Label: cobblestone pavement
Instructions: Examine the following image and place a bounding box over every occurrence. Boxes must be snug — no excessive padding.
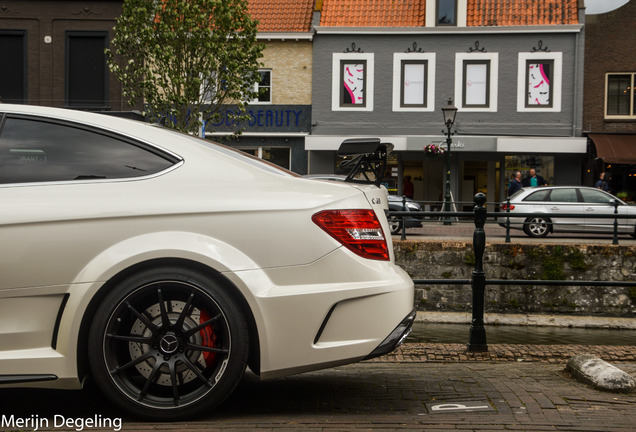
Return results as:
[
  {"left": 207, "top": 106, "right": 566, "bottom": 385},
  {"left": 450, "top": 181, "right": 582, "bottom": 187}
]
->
[{"left": 2, "top": 343, "right": 635, "bottom": 432}]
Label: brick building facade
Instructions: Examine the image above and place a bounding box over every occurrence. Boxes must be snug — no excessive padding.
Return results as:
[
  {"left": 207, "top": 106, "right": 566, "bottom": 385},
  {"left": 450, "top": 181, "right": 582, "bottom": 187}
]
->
[{"left": 583, "top": 0, "right": 636, "bottom": 199}]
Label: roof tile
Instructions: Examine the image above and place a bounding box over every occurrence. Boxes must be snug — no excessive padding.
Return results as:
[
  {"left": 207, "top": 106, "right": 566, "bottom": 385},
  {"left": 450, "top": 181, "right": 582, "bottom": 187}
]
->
[
  {"left": 321, "top": 0, "right": 427, "bottom": 27},
  {"left": 319, "top": 0, "right": 578, "bottom": 27},
  {"left": 467, "top": 0, "right": 579, "bottom": 26},
  {"left": 248, "top": 0, "right": 314, "bottom": 32}
]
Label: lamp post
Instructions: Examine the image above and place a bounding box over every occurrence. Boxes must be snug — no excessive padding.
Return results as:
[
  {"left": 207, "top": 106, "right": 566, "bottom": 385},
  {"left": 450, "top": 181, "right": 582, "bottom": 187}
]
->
[{"left": 441, "top": 97, "right": 458, "bottom": 225}]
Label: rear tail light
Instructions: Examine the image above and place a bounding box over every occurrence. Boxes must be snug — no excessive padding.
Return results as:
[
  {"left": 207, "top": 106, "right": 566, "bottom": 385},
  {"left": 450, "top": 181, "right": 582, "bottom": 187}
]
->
[
  {"left": 501, "top": 203, "right": 515, "bottom": 211},
  {"left": 312, "top": 209, "right": 389, "bottom": 261}
]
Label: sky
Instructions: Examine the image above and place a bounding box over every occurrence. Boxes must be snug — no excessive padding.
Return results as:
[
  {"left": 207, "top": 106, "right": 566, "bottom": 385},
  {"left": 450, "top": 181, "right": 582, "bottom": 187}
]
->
[{"left": 584, "top": 0, "right": 629, "bottom": 14}]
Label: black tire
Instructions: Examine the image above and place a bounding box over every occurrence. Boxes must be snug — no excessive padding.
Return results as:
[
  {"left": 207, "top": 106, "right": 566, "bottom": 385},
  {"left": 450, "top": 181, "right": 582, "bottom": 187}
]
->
[
  {"left": 88, "top": 267, "right": 248, "bottom": 420},
  {"left": 523, "top": 216, "right": 551, "bottom": 238},
  {"left": 388, "top": 215, "right": 402, "bottom": 235}
]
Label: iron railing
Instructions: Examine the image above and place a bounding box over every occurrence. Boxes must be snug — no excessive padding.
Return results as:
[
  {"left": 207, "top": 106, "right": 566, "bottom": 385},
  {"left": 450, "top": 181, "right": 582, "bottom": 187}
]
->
[
  {"left": 389, "top": 193, "right": 636, "bottom": 352},
  {"left": 390, "top": 195, "right": 636, "bottom": 245}
]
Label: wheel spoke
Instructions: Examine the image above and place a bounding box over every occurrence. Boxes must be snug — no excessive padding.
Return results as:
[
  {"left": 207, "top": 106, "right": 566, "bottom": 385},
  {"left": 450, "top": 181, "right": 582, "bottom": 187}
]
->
[
  {"left": 106, "top": 333, "right": 152, "bottom": 344},
  {"left": 168, "top": 360, "right": 180, "bottom": 406},
  {"left": 110, "top": 351, "right": 154, "bottom": 375},
  {"left": 181, "top": 356, "right": 213, "bottom": 387},
  {"left": 183, "top": 314, "right": 222, "bottom": 337},
  {"left": 138, "top": 358, "right": 163, "bottom": 401},
  {"left": 174, "top": 292, "right": 195, "bottom": 330},
  {"left": 157, "top": 288, "right": 172, "bottom": 328},
  {"left": 185, "top": 343, "right": 229, "bottom": 354},
  {"left": 125, "top": 301, "right": 159, "bottom": 333}
]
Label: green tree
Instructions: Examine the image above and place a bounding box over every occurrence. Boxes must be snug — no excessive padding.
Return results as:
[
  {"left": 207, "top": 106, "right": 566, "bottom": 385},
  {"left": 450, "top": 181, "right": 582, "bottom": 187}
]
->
[{"left": 107, "top": 0, "right": 264, "bottom": 134}]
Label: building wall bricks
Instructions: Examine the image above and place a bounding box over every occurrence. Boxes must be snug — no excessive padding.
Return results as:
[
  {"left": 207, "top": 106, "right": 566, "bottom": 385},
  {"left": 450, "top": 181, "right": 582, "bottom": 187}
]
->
[
  {"left": 260, "top": 40, "right": 313, "bottom": 105},
  {"left": 583, "top": 1, "right": 636, "bottom": 133}
]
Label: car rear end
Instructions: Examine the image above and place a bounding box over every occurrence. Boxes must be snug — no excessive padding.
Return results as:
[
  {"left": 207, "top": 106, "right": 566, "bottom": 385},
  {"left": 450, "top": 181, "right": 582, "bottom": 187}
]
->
[{"left": 215, "top": 175, "right": 415, "bottom": 379}]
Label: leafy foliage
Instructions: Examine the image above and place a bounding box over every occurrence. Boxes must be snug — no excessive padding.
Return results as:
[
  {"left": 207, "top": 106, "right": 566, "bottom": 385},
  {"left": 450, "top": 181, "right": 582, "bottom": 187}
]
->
[{"left": 107, "top": 0, "right": 265, "bottom": 134}]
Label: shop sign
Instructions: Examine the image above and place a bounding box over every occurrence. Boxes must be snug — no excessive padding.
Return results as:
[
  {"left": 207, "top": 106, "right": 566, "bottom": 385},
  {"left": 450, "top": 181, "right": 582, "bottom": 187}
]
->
[{"left": 208, "top": 105, "right": 311, "bottom": 133}]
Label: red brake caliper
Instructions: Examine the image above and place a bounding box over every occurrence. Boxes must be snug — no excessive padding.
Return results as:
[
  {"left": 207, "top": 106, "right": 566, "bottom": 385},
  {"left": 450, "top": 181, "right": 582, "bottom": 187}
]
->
[{"left": 199, "top": 309, "right": 217, "bottom": 366}]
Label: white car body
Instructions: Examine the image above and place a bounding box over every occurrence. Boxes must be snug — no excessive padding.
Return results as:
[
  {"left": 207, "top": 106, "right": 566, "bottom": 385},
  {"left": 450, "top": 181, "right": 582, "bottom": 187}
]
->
[{"left": 0, "top": 105, "right": 414, "bottom": 419}]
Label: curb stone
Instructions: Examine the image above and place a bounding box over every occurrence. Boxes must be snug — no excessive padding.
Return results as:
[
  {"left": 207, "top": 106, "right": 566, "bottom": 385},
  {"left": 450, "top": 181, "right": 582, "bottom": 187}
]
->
[{"left": 566, "top": 353, "right": 636, "bottom": 393}]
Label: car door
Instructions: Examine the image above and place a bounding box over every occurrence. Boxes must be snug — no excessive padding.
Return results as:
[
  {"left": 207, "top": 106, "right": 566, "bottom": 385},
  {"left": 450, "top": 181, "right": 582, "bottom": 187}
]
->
[
  {"left": 579, "top": 188, "right": 632, "bottom": 233},
  {"left": 545, "top": 188, "right": 585, "bottom": 232}
]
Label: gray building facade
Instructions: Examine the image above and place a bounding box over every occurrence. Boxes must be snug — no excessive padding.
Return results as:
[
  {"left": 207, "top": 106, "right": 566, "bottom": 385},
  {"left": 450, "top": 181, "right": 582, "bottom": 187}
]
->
[{"left": 308, "top": 19, "right": 586, "bottom": 208}]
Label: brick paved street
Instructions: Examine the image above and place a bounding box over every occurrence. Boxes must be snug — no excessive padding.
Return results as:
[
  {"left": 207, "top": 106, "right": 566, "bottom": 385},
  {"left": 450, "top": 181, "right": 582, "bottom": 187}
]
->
[{"left": 2, "top": 343, "right": 634, "bottom": 432}]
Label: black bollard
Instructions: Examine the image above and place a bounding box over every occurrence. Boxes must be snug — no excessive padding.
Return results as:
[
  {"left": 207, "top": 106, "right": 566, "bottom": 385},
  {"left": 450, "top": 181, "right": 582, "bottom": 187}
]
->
[{"left": 468, "top": 193, "right": 488, "bottom": 352}]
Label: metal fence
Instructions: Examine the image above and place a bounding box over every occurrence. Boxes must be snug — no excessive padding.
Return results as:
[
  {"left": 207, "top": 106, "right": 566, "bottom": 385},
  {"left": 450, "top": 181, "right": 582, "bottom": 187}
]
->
[
  {"left": 388, "top": 193, "right": 636, "bottom": 352},
  {"left": 390, "top": 195, "right": 636, "bottom": 245}
]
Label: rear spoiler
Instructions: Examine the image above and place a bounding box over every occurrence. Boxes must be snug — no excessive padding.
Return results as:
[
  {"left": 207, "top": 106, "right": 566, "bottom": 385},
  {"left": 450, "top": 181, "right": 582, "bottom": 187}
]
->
[{"left": 337, "top": 138, "right": 393, "bottom": 187}]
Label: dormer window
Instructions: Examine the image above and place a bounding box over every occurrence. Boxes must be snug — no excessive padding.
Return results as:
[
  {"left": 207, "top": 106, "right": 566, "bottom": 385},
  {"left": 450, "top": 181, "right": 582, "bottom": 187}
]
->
[{"left": 437, "top": 0, "right": 457, "bottom": 26}]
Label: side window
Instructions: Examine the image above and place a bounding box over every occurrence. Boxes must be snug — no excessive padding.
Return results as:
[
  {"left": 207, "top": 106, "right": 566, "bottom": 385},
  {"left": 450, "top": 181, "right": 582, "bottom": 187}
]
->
[
  {"left": 523, "top": 190, "right": 550, "bottom": 202},
  {"left": 517, "top": 52, "right": 562, "bottom": 112},
  {"left": 331, "top": 53, "right": 374, "bottom": 112},
  {"left": 548, "top": 188, "right": 578, "bottom": 203},
  {"left": 580, "top": 188, "right": 613, "bottom": 204},
  {"left": 0, "top": 117, "right": 175, "bottom": 184}
]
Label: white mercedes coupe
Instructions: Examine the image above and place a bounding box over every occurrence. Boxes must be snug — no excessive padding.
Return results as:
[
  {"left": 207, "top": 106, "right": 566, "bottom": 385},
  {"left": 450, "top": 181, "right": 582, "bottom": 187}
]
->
[{"left": 0, "top": 105, "right": 414, "bottom": 420}]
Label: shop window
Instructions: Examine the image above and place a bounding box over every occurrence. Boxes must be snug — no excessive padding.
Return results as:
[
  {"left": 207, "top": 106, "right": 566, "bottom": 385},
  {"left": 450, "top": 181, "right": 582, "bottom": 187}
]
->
[
  {"left": 437, "top": 0, "right": 457, "bottom": 25},
  {"left": 392, "top": 53, "right": 436, "bottom": 112},
  {"left": 0, "top": 31, "right": 27, "bottom": 104},
  {"left": 517, "top": 52, "right": 562, "bottom": 112},
  {"left": 66, "top": 31, "right": 108, "bottom": 109},
  {"left": 332, "top": 53, "right": 374, "bottom": 111},
  {"left": 455, "top": 53, "right": 498, "bottom": 112},
  {"left": 606, "top": 73, "right": 635, "bottom": 118},
  {"left": 504, "top": 155, "right": 554, "bottom": 192}
]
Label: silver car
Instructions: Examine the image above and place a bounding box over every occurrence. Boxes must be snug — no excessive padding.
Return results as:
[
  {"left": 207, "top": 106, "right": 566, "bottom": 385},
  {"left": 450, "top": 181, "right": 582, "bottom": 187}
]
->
[{"left": 499, "top": 186, "right": 636, "bottom": 238}]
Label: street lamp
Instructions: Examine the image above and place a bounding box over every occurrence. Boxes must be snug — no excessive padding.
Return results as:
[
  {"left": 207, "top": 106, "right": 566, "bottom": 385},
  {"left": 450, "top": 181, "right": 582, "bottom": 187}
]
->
[{"left": 441, "top": 97, "right": 458, "bottom": 225}]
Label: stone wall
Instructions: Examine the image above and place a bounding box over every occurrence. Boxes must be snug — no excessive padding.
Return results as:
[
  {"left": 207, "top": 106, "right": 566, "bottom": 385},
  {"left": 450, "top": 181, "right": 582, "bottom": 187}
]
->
[{"left": 394, "top": 240, "right": 636, "bottom": 317}]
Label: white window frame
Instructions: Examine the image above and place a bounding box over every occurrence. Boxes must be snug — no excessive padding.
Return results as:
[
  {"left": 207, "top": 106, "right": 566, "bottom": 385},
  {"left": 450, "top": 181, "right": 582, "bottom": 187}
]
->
[
  {"left": 392, "top": 53, "right": 436, "bottom": 112},
  {"left": 454, "top": 52, "right": 498, "bottom": 112},
  {"left": 332, "top": 52, "right": 374, "bottom": 112},
  {"left": 517, "top": 52, "right": 562, "bottom": 113},
  {"left": 605, "top": 73, "right": 636, "bottom": 119},
  {"left": 251, "top": 69, "right": 272, "bottom": 105}
]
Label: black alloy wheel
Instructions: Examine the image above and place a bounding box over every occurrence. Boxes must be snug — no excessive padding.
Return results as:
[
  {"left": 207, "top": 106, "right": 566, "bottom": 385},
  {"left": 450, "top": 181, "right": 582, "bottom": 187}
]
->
[{"left": 88, "top": 268, "right": 248, "bottom": 420}]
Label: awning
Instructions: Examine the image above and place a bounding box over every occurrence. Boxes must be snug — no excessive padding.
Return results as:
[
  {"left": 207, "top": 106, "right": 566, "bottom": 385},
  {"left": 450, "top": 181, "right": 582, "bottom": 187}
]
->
[{"left": 588, "top": 133, "right": 636, "bottom": 164}]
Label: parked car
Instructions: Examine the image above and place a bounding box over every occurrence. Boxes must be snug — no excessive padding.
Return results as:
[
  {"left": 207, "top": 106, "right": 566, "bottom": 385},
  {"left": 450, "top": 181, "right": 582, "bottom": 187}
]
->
[
  {"left": 303, "top": 175, "right": 424, "bottom": 234},
  {"left": 498, "top": 186, "right": 636, "bottom": 238},
  {"left": 0, "top": 105, "right": 415, "bottom": 420}
]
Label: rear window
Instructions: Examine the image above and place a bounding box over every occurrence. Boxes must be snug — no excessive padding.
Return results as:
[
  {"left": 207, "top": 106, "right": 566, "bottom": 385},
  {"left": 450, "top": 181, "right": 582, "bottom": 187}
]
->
[{"left": 0, "top": 116, "right": 176, "bottom": 184}]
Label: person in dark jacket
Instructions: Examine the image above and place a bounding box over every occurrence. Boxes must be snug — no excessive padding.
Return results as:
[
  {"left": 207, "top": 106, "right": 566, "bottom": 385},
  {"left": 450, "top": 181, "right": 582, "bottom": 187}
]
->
[
  {"left": 508, "top": 171, "right": 523, "bottom": 196},
  {"left": 522, "top": 168, "right": 548, "bottom": 187},
  {"left": 594, "top": 172, "right": 610, "bottom": 192}
]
